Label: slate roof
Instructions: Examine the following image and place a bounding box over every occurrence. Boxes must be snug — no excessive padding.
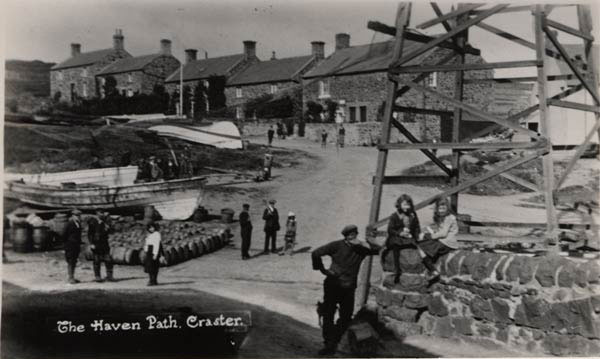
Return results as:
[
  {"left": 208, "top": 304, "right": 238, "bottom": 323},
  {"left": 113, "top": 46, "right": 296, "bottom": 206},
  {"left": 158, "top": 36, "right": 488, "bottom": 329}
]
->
[
  {"left": 52, "top": 48, "right": 129, "bottom": 70},
  {"left": 303, "top": 39, "right": 434, "bottom": 79},
  {"left": 97, "top": 53, "right": 167, "bottom": 75},
  {"left": 165, "top": 54, "right": 245, "bottom": 83},
  {"left": 227, "top": 55, "right": 314, "bottom": 86}
]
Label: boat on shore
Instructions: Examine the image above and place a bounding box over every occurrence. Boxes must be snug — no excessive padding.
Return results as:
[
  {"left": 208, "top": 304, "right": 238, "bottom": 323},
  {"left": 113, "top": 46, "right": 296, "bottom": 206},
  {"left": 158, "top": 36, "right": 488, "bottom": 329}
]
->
[
  {"left": 4, "top": 176, "right": 206, "bottom": 220},
  {"left": 149, "top": 121, "right": 243, "bottom": 149},
  {"left": 4, "top": 166, "right": 139, "bottom": 187}
]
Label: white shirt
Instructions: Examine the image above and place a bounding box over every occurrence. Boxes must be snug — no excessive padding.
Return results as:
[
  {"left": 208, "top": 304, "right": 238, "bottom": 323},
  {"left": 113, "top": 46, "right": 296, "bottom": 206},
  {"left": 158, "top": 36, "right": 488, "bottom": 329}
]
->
[{"left": 144, "top": 231, "right": 162, "bottom": 258}]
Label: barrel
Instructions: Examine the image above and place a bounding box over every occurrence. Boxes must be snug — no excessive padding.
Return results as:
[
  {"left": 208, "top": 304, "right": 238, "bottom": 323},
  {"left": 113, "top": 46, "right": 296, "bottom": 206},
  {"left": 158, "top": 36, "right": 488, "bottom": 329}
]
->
[
  {"left": 125, "top": 248, "right": 138, "bottom": 265},
  {"left": 168, "top": 247, "right": 179, "bottom": 264},
  {"left": 12, "top": 222, "right": 33, "bottom": 253},
  {"left": 111, "top": 247, "right": 128, "bottom": 264},
  {"left": 176, "top": 245, "right": 186, "bottom": 262},
  {"left": 220, "top": 208, "right": 235, "bottom": 224},
  {"left": 211, "top": 235, "right": 222, "bottom": 250},
  {"left": 52, "top": 213, "right": 69, "bottom": 243},
  {"left": 193, "top": 206, "right": 209, "bottom": 223},
  {"left": 138, "top": 249, "right": 147, "bottom": 264},
  {"left": 32, "top": 226, "right": 51, "bottom": 251},
  {"left": 200, "top": 236, "right": 212, "bottom": 253},
  {"left": 195, "top": 238, "right": 205, "bottom": 256},
  {"left": 187, "top": 241, "right": 199, "bottom": 257}
]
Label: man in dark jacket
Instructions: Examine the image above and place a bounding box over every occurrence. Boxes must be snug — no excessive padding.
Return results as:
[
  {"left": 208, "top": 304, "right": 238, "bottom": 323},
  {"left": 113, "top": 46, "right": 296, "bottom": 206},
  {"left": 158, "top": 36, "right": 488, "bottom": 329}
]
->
[
  {"left": 267, "top": 126, "right": 275, "bottom": 146},
  {"left": 88, "top": 211, "right": 115, "bottom": 282},
  {"left": 311, "top": 224, "right": 378, "bottom": 355},
  {"left": 64, "top": 209, "right": 83, "bottom": 284},
  {"left": 262, "top": 199, "right": 280, "bottom": 254},
  {"left": 240, "top": 204, "right": 253, "bottom": 259}
]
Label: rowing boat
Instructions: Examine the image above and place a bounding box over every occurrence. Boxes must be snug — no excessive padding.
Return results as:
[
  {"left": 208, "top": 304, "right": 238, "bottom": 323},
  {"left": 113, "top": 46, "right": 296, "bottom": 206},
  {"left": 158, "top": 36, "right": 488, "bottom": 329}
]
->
[
  {"left": 149, "top": 121, "right": 243, "bottom": 149},
  {"left": 4, "top": 166, "right": 139, "bottom": 187},
  {"left": 4, "top": 176, "right": 206, "bottom": 220}
]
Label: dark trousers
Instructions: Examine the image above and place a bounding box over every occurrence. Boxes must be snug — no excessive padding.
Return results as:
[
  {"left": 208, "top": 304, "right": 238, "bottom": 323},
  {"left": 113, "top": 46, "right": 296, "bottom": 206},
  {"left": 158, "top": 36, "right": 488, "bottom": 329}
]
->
[
  {"left": 241, "top": 228, "right": 252, "bottom": 258},
  {"left": 322, "top": 277, "right": 355, "bottom": 348},
  {"left": 264, "top": 230, "right": 277, "bottom": 252},
  {"left": 145, "top": 256, "right": 160, "bottom": 284},
  {"left": 93, "top": 252, "right": 113, "bottom": 278}
]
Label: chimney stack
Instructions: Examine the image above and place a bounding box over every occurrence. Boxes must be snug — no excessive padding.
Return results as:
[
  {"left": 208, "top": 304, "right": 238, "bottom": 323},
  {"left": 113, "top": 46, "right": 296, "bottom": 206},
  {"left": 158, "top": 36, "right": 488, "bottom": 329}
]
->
[
  {"left": 113, "top": 29, "right": 124, "bottom": 51},
  {"left": 243, "top": 40, "right": 257, "bottom": 60},
  {"left": 160, "top": 39, "right": 172, "bottom": 55},
  {"left": 271, "top": 51, "right": 277, "bottom": 60},
  {"left": 185, "top": 49, "right": 198, "bottom": 63},
  {"left": 335, "top": 33, "right": 350, "bottom": 51},
  {"left": 205, "top": 51, "right": 208, "bottom": 59},
  {"left": 311, "top": 41, "right": 325, "bottom": 61},
  {"left": 71, "top": 43, "right": 81, "bottom": 57}
]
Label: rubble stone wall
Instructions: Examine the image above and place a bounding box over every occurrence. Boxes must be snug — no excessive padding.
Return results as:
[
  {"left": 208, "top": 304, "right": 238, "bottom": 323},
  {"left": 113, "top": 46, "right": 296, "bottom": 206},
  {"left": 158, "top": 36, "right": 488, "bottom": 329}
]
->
[{"left": 371, "top": 249, "right": 600, "bottom": 356}]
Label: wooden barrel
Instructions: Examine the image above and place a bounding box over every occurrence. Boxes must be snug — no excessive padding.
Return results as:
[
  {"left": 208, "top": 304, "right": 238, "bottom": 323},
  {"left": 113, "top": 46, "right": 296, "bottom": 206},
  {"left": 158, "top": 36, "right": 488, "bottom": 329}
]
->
[
  {"left": 53, "top": 213, "right": 69, "bottom": 243},
  {"left": 176, "top": 245, "right": 186, "bottom": 262},
  {"left": 187, "top": 241, "right": 199, "bottom": 257},
  {"left": 111, "top": 247, "right": 128, "bottom": 264},
  {"left": 138, "top": 249, "right": 147, "bottom": 264},
  {"left": 195, "top": 238, "right": 205, "bottom": 256},
  {"left": 168, "top": 247, "right": 179, "bottom": 265},
  {"left": 193, "top": 206, "right": 209, "bottom": 223},
  {"left": 12, "top": 222, "right": 32, "bottom": 253},
  {"left": 125, "top": 248, "right": 138, "bottom": 265},
  {"left": 159, "top": 256, "right": 168, "bottom": 267},
  {"left": 209, "top": 235, "right": 220, "bottom": 250},
  {"left": 220, "top": 208, "right": 235, "bottom": 223},
  {"left": 32, "top": 226, "right": 51, "bottom": 251},
  {"left": 200, "top": 236, "right": 212, "bottom": 253}
]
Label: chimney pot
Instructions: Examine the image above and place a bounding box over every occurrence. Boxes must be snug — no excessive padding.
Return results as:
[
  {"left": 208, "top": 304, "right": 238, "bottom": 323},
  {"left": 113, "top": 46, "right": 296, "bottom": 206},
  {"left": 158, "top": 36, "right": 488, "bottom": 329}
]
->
[
  {"left": 271, "top": 51, "right": 276, "bottom": 60},
  {"left": 243, "top": 40, "right": 257, "bottom": 60},
  {"left": 185, "top": 49, "right": 198, "bottom": 64},
  {"left": 113, "top": 29, "right": 124, "bottom": 51},
  {"left": 71, "top": 43, "right": 81, "bottom": 57},
  {"left": 335, "top": 33, "right": 350, "bottom": 51},
  {"left": 205, "top": 51, "right": 208, "bottom": 59},
  {"left": 160, "top": 39, "right": 172, "bottom": 55},
  {"left": 311, "top": 41, "right": 325, "bottom": 61}
]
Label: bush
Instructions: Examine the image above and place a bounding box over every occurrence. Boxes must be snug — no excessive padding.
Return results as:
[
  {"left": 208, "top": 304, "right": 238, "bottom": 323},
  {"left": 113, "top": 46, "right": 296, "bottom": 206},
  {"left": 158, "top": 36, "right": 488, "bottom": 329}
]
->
[
  {"left": 305, "top": 101, "right": 323, "bottom": 122},
  {"left": 325, "top": 99, "right": 338, "bottom": 123}
]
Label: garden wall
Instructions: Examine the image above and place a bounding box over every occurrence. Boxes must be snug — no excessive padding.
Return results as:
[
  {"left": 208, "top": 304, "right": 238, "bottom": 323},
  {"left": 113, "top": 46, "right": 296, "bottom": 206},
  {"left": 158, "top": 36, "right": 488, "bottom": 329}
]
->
[{"left": 370, "top": 249, "right": 600, "bottom": 356}]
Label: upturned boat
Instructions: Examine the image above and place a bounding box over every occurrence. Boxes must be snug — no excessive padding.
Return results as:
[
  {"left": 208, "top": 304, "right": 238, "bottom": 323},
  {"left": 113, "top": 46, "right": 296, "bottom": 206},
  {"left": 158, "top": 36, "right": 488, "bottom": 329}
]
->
[{"left": 4, "top": 166, "right": 139, "bottom": 187}]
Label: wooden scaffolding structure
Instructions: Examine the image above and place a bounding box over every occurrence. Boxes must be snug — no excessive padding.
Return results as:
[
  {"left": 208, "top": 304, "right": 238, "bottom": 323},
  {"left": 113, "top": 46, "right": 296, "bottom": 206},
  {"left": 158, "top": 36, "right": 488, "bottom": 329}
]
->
[{"left": 358, "top": 3, "right": 600, "bottom": 306}]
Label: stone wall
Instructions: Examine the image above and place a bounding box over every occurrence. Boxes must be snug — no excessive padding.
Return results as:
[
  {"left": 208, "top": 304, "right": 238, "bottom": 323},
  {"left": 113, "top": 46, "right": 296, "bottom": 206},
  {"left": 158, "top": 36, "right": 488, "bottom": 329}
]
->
[{"left": 371, "top": 249, "right": 600, "bottom": 356}]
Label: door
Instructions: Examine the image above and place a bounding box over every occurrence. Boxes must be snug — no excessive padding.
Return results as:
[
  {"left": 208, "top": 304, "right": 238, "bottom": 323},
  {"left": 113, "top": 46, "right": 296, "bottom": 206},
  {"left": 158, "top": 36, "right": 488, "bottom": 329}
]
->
[
  {"left": 360, "top": 106, "right": 367, "bottom": 122},
  {"left": 70, "top": 83, "right": 76, "bottom": 101},
  {"left": 349, "top": 107, "right": 356, "bottom": 123}
]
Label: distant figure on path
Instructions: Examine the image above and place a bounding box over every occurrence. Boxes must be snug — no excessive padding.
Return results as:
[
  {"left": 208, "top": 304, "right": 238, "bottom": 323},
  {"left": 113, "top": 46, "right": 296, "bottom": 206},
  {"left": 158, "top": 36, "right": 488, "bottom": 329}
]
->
[
  {"left": 338, "top": 125, "right": 346, "bottom": 148},
  {"left": 143, "top": 222, "right": 162, "bottom": 286},
  {"left": 311, "top": 225, "right": 378, "bottom": 355},
  {"left": 88, "top": 210, "right": 115, "bottom": 282},
  {"left": 321, "top": 129, "right": 328, "bottom": 148},
  {"left": 267, "top": 125, "right": 275, "bottom": 146},
  {"left": 280, "top": 212, "right": 297, "bottom": 256},
  {"left": 240, "top": 204, "right": 253, "bottom": 260},
  {"left": 65, "top": 209, "right": 83, "bottom": 284},
  {"left": 262, "top": 199, "right": 280, "bottom": 254}
]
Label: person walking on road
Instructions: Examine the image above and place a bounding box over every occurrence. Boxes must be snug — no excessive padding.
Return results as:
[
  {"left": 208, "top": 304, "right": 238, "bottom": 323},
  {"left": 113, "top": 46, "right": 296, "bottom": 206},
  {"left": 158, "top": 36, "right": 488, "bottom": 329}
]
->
[
  {"left": 240, "top": 204, "right": 253, "bottom": 260},
  {"left": 280, "top": 212, "right": 297, "bottom": 256},
  {"left": 65, "top": 209, "right": 83, "bottom": 284},
  {"left": 311, "top": 224, "right": 378, "bottom": 355},
  {"left": 262, "top": 200, "right": 280, "bottom": 254},
  {"left": 321, "top": 128, "right": 328, "bottom": 149},
  {"left": 267, "top": 125, "right": 275, "bottom": 146},
  {"left": 143, "top": 222, "right": 162, "bottom": 286},
  {"left": 88, "top": 210, "right": 115, "bottom": 282},
  {"left": 337, "top": 124, "right": 346, "bottom": 148}
]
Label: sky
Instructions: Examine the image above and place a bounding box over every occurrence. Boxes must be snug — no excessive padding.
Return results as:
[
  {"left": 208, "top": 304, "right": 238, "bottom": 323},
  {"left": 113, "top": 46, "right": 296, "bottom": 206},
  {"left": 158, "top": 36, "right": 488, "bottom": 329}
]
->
[{"left": 3, "top": 0, "right": 600, "bottom": 78}]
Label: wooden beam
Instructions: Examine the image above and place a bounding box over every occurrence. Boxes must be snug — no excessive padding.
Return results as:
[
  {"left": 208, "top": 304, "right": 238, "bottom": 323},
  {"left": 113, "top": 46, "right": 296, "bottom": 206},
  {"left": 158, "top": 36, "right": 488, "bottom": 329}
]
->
[
  {"left": 396, "top": 52, "right": 457, "bottom": 97},
  {"left": 464, "top": 74, "right": 577, "bottom": 84},
  {"left": 379, "top": 175, "right": 450, "bottom": 185},
  {"left": 470, "top": 5, "right": 532, "bottom": 15},
  {"left": 555, "top": 120, "right": 600, "bottom": 190},
  {"left": 391, "top": 119, "right": 452, "bottom": 176},
  {"left": 390, "top": 76, "right": 543, "bottom": 139},
  {"left": 546, "top": 18, "right": 594, "bottom": 42},
  {"left": 393, "top": 105, "right": 452, "bottom": 116},
  {"left": 379, "top": 141, "right": 543, "bottom": 151},
  {"left": 417, "top": 3, "right": 483, "bottom": 30},
  {"left": 543, "top": 22, "right": 600, "bottom": 105},
  {"left": 429, "top": 2, "right": 454, "bottom": 33},
  {"left": 465, "top": 220, "right": 597, "bottom": 229},
  {"left": 548, "top": 100, "right": 600, "bottom": 114},
  {"left": 369, "top": 149, "right": 547, "bottom": 228},
  {"left": 394, "top": 60, "right": 541, "bottom": 73},
  {"left": 462, "top": 154, "right": 540, "bottom": 192},
  {"left": 393, "top": 4, "right": 509, "bottom": 67},
  {"left": 366, "top": 21, "right": 481, "bottom": 55}
]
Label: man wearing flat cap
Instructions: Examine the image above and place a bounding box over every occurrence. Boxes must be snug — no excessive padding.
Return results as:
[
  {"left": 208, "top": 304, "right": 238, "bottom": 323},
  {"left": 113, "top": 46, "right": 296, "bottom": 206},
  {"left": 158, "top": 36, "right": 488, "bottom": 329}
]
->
[
  {"left": 262, "top": 199, "right": 280, "bottom": 254},
  {"left": 311, "top": 224, "right": 378, "bottom": 355},
  {"left": 88, "top": 210, "right": 115, "bottom": 282},
  {"left": 64, "top": 209, "right": 83, "bottom": 284}
]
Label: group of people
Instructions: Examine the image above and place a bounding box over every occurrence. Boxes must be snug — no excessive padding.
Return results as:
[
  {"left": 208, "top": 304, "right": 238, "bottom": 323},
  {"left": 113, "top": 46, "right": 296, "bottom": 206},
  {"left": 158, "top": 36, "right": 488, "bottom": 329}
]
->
[
  {"left": 136, "top": 151, "right": 194, "bottom": 182},
  {"left": 63, "top": 209, "right": 165, "bottom": 286},
  {"left": 320, "top": 125, "right": 345, "bottom": 149},
  {"left": 238, "top": 200, "right": 298, "bottom": 260},
  {"left": 310, "top": 195, "right": 458, "bottom": 355},
  {"left": 267, "top": 122, "right": 289, "bottom": 146}
]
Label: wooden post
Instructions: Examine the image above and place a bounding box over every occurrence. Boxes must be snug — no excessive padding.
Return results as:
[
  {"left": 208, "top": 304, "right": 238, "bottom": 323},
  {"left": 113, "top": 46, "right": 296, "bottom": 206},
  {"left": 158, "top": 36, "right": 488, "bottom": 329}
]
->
[
  {"left": 356, "top": 3, "right": 411, "bottom": 310},
  {"left": 534, "top": 6, "right": 558, "bottom": 247}
]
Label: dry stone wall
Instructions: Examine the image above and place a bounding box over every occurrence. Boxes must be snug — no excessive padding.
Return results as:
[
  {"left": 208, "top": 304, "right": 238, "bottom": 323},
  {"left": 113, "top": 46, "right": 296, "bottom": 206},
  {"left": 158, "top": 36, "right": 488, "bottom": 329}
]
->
[{"left": 371, "top": 250, "right": 600, "bottom": 356}]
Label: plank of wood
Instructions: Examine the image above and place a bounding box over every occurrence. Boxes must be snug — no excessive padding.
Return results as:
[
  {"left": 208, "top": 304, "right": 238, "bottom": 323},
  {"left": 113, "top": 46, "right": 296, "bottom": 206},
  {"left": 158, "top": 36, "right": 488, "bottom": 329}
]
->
[
  {"left": 396, "top": 52, "right": 457, "bottom": 98},
  {"left": 393, "top": 105, "right": 452, "bottom": 116},
  {"left": 379, "top": 141, "right": 543, "bottom": 150},
  {"left": 379, "top": 175, "right": 449, "bottom": 185},
  {"left": 393, "top": 60, "right": 541, "bottom": 73},
  {"left": 555, "top": 119, "right": 600, "bottom": 190},
  {"left": 548, "top": 100, "right": 600, "bottom": 113},
  {"left": 430, "top": 2, "right": 454, "bottom": 33},
  {"left": 464, "top": 74, "right": 577, "bottom": 84},
  {"left": 417, "top": 3, "right": 483, "bottom": 30},
  {"left": 461, "top": 154, "right": 540, "bottom": 192},
  {"left": 546, "top": 18, "right": 595, "bottom": 41}
]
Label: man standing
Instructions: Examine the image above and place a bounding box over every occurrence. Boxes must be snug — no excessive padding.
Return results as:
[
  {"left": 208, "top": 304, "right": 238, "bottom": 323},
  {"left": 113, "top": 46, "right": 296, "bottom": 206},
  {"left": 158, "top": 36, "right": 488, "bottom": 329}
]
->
[
  {"left": 321, "top": 128, "right": 328, "bottom": 149},
  {"left": 267, "top": 125, "right": 275, "bottom": 146},
  {"left": 88, "top": 211, "right": 115, "bottom": 282},
  {"left": 311, "top": 224, "right": 378, "bottom": 355},
  {"left": 64, "top": 209, "right": 83, "bottom": 284},
  {"left": 240, "top": 204, "right": 253, "bottom": 260},
  {"left": 263, "top": 153, "right": 273, "bottom": 180},
  {"left": 338, "top": 124, "right": 346, "bottom": 148},
  {"left": 262, "top": 200, "right": 280, "bottom": 254}
]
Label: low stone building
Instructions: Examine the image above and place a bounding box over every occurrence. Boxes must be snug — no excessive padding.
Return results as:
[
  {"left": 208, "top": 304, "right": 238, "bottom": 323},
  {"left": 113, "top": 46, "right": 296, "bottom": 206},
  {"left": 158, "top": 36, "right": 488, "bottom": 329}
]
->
[
  {"left": 95, "top": 39, "right": 180, "bottom": 97},
  {"left": 164, "top": 41, "right": 259, "bottom": 114},
  {"left": 225, "top": 41, "right": 325, "bottom": 119},
  {"left": 50, "top": 29, "right": 131, "bottom": 103},
  {"left": 302, "top": 33, "right": 496, "bottom": 141}
]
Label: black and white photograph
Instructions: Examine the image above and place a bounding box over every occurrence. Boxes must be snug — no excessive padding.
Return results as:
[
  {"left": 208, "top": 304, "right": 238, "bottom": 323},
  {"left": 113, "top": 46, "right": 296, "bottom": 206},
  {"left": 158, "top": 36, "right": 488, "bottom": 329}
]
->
[{"left": 2, "top": 0, "right": 600, "bottom": 357}]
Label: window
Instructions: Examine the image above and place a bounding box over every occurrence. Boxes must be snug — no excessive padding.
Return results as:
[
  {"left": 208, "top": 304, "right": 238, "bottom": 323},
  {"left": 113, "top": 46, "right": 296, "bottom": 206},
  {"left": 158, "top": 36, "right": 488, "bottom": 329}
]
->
[
  {"left": 127, "top": 88, "right": 133, "bottom": 97},
  {"left": 427, "top": 72, "right": 438, "bottom": 87},
  {"left": 360, "top": 106, "right": 367, "bottom": 122},
  {"left": 236, "top": 87, "right": 242, "bottom": 98},
  {"left": 81, "top": 68, "right": 88, "bottom": 77},
  {"left": 57, "top": 72, "right": 63, "bottom": 81},
  {"left": 235, "top": 106, "right": 242, "bottom": 119},
  {"left": 270, "top": 84, "right": 278, "bottom": 94},
  {"left": 349, "top": 107, "right": 356, "bottom": 123},
  {"left": 203, "top": 80, "right": 209, "bottom": 88},
  {"left": 128, "top": 74, "right": 133, "bottom": 83},
  {"left": 82, "top": 83, "right": 88, "bottom": 98},
  {"left": 318, "top": 80, "right": 330, "bottom": 98}
]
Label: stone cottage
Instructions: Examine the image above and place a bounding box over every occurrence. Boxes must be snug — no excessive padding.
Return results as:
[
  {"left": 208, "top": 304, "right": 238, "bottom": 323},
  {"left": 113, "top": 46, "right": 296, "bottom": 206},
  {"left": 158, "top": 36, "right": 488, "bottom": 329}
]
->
[
  {"left": 225, "top": 41, "right": 325, "bottom": 119},
  {"left": 50, "top": 29, "right": 131, "bottom": 104},
  {"left": 95, "top": 39, "right": 180, "bottom": 97},
  {"left": 302, "top": 33, "right": 497, "bottom": 141},
  {"left": 164, "top": 41, "right": 260, "bottom": 114}
]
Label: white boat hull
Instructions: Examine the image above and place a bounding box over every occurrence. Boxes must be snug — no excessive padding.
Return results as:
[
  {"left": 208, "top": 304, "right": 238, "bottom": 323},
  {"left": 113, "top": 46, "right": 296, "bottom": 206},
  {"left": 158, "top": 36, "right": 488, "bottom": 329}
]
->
[
  {"left": 150, "top": 122, "right": 243, "bottom": 149},
  {"left": 4, "top": 166, "right": 139, "bottom": 187}
]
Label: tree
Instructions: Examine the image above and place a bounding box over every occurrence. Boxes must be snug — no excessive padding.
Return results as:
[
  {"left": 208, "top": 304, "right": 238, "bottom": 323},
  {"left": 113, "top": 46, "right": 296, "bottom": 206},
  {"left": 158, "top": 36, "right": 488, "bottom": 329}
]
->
[
  {"left": 207, "top": 75, "right": 226, "bottom": 111},
  {"left": 305, "top": 101, "right": 323, "bottom": 122}
]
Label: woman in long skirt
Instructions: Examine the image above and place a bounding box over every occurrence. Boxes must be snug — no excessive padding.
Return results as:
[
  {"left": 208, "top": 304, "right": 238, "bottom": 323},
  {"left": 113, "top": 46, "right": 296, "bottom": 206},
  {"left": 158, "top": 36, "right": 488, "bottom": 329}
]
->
[{"left": 144, "top": 222, "right": 162, "bottom": 286}]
